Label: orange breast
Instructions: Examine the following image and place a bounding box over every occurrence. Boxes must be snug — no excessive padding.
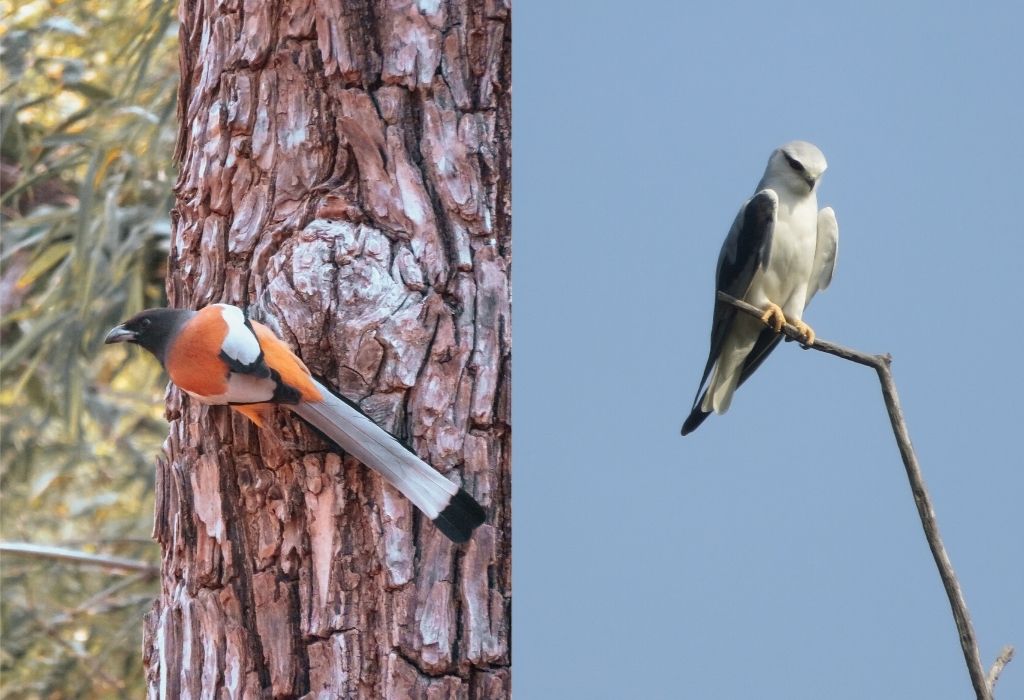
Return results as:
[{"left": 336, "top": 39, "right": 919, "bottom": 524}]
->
[{"left": 165, "top": 307, "right": 230, "bottom": 398}]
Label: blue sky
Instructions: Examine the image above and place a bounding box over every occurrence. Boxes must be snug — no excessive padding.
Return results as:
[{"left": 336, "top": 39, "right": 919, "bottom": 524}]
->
[{"left": 514, "top": 2, "right": 1023, "bottom": 698}]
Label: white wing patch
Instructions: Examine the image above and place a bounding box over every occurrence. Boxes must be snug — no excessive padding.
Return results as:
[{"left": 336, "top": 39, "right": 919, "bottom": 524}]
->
[{"left": 216, "top": 304, "right": 262, "bottom": 366}]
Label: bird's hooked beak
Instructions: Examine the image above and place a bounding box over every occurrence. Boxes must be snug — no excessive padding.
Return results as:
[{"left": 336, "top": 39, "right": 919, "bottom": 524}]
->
[{"left": 104, "top": 324, "right": 136, "bottom": 344}]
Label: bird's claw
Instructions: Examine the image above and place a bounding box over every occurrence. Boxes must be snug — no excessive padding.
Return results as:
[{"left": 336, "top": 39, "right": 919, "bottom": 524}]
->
[
  {"left": 790, "top": 319, "right": 816, "bottom": 346},
  {"left": 759, "top": 302, "right": 787, "bottom": 333}
]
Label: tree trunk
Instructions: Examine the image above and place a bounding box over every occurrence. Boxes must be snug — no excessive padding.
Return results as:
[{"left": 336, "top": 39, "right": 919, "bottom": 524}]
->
[{"left": 143, "top": 1, "right": 510, "bottom": 697}]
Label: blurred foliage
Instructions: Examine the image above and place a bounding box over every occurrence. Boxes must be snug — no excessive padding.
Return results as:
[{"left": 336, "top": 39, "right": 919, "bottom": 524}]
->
[{"left": 1, "top": 0, "right": 178, "bottom": 695}]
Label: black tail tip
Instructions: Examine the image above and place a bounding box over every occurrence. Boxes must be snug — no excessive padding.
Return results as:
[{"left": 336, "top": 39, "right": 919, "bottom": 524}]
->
[
  {"left": 681, "top": 408, "right": 710, "bottom": 436},
  {"left": 433, "top": 488, "right": 487, "bottom": 543}
]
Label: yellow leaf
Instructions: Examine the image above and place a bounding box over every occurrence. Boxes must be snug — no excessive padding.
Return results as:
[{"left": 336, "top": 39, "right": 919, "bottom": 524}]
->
[{"left": 17, "top": 241, "right": 72, "bottom": 288}]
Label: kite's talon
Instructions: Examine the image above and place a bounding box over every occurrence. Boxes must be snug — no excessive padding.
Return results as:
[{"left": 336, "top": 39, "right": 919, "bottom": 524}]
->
[
  {"left": 759, "top": 302, "right": 787, "bottom": 333},
  {"left": 791, "top": 319, "right": 816, "bottom": 346}
]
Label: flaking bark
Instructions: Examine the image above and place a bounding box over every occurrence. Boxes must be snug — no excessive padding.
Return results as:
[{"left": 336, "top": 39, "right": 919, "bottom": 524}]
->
[{"left": 145, "top": 1, "right": 511, "bottom": 697}]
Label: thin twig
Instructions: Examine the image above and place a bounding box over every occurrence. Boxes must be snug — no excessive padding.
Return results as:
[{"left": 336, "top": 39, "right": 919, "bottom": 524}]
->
[
  {"left": 716, "top": 291, "right": 880, "bottom": 367},
  {"left": 988, "top": 646, "right": 1015, "bottom": 693},
  {"left": 0, "top": 542, "right": 158, "bottom": 575},
  {"left": 716, "top": 291, "right": 1013, "bottom": 700}
]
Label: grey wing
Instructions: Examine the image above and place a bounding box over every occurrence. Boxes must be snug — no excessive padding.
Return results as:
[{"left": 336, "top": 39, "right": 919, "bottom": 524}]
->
[
  {"left": 807, "top": 206, "right": 838, "bottom": 304},
  {"left": 689, "top": 188, "right": 778, "bottom": 409}
]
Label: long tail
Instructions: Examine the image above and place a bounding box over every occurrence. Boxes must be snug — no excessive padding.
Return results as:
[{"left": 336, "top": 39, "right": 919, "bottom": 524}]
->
[
  {"left": 681, "top": 324, "right": 784, "bottom": 436},
  {"left": 292, "top": 379, "right": 485, "bottom": 542},
  {"left": 680, "top": 349, "right": 742, "bottom": 436},
  {"left": 681, "top": 397, "right": 711, "bottom": 435}
]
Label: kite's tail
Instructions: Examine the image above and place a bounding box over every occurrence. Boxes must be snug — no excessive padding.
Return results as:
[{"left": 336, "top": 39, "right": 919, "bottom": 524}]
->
[
  {"left": 681, "top": 400, "right": 711, "bottom": 435},
  {"left": 681, "top": 363, "right": 736, "bottom": 435},
  {"left": 684, "top": 326, "right": 758, "bottom": 434},
  {"left": 703, "top": 359, "right": 741, "bottom": 414}
]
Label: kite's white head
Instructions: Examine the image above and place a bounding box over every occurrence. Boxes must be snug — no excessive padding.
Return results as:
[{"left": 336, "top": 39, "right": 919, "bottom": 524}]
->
[{"left": 762, "top": 140, "right": 828, "bottom": 195}]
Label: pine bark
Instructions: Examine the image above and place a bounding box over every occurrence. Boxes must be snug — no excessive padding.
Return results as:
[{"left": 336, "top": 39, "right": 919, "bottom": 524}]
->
[{"left": 143, "top": 1, "right": 511, "bottom": 697}]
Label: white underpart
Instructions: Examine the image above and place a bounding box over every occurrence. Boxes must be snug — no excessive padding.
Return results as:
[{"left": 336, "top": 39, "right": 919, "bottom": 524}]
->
[
  {"left": 184, "top": 372, "right": 277, "bottom": 406},
  {"left": 743, "top": 189, "right": 819, "bottom": 320},
  {"left": 216, "top": 304, "right": 262, "bottom": 366},
  {"left": 703, "top": 143, "right": 836, "bottom": 415},
  {"left": 293, "top": 379, "right": 458, "bottom": 519}
]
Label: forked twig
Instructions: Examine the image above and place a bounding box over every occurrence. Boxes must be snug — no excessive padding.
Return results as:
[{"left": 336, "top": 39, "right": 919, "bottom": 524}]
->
[{"left": 716, "top": 291, "right": 1013, "bottom": 700}]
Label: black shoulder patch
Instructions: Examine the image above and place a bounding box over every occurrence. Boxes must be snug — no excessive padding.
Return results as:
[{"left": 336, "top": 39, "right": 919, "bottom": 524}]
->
[
  {"left": 741, "top": 190, "right": 776, "bottom": 270},
  {"left": 689, "top": 191, "right": 777, "bottom": 420}
]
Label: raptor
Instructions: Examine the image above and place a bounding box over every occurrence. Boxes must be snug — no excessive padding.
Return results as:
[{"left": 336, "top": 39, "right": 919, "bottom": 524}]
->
[{"left": 682, "top": 140, "right": 839, "bottom": 435}]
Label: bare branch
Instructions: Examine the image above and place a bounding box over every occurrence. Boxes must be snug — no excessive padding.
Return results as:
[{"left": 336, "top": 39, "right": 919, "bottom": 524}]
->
[
  {"left": 988, "top": 646, "right": 1015, "bottom": 693},
  {"left": 716, "top": 291, "right": 881, "bottom": 367},
  {"left": 716, "top": 291, "right": 1013, "bottom": 700},
  {"left": 0, "top": 542, "right": 158, "bottom": 575}
]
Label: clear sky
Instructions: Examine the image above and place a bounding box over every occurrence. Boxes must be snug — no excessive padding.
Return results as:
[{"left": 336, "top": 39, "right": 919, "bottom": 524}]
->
[{"left": 514, "top": 2, "right": 1023, "bottom": 698}]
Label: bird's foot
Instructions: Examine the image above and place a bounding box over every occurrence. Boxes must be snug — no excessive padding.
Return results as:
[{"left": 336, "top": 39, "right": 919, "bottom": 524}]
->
[
  {"left": 759, "top": 302, "right": 787, "bottom": 333},
  {"left": 790, "top": 319, "right": 816, "bottom": 346}
]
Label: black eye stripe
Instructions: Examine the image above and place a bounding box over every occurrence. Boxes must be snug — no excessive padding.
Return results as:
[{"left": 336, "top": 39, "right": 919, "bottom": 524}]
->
[{"left": 784, "top": 153, "right": 805, "bottom": 172}]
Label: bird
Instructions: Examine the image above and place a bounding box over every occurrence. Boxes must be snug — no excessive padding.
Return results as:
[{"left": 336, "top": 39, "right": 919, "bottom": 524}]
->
[
  {"left": 681, "top": 140, "right": 839, "bottom": 435},
  {"left": 104, "top": 304, "right": 486, "bottom": 542}
]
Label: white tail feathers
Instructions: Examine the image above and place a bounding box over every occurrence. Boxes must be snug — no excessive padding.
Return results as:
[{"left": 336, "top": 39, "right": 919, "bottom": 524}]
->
[
  {"left": 702, "top": 362, "right": 739, "bottom": 414},
  {"left": 701, "top": 320, "right": 762, "bottom": 415},
  {"left": 292, "top": 379, "right": 485, "bottom": 542}
]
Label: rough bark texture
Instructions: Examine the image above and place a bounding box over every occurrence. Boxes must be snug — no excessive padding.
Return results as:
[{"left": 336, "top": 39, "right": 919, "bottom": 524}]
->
[{"left": 143, "top": 1, "right": 511, "bottom": 697}]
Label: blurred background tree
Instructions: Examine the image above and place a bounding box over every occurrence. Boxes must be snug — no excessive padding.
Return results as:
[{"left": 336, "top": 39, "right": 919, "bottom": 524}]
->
[{"left": 1, "top": 0, "right": 177, "bottom": 695}]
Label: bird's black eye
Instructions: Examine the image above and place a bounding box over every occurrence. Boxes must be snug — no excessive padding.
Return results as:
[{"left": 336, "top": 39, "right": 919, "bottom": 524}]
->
[
  {"left": 140, "top": 318, "right": 152, "bottom": 329},
  {"left": 784, "top": 154, "right": 805, "bottom": 172}
]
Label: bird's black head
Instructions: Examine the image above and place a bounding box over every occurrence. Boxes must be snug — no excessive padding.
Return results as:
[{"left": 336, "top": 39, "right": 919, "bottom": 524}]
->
[{"left": 104, "top": 308, "right": 191, "bottom": 364}]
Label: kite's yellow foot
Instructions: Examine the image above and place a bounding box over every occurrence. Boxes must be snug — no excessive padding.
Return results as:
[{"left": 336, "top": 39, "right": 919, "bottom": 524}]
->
[
  {"left": 759, "top": 302, "right": 787, "bottom": 333},
  {"left": 790, "top": 319, "right": 816, "bottom": 346}
]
